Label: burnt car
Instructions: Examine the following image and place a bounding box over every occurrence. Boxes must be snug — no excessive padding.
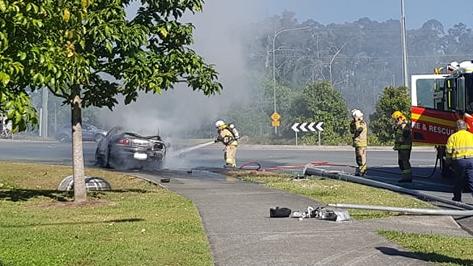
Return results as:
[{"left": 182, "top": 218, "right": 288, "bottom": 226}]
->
[{"left": 95, "top": 127, "right": 167, "bottom": 170}]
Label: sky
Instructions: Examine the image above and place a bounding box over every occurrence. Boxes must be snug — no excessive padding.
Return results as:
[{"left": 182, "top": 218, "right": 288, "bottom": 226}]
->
[{"left": 260, "top": 0, "right": 473, "bottom": 29}]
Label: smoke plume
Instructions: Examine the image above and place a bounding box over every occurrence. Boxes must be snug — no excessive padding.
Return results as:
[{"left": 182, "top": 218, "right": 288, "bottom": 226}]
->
[{"left": 98, "top": 0, "right": 265, "bottom": 139}]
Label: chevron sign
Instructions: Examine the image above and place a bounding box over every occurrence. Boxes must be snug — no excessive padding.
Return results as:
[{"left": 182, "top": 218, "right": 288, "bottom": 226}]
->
[{"left": 291, "top": 122, "right": 324, "bottom": 133}]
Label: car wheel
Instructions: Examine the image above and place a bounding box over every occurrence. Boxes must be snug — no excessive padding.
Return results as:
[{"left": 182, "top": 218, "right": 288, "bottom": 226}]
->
[
  {"left": 149, "top": 160, "right": 164, "bottom": 170},
  {"left": 94, "top": 134, "right": 104, "bottom": 143},
  {"left": 95, "top": 148, "right": 103, "bottom": 166},
  {"left": 95, "top": 147, "right": 107, "bottom": 168},
  {"left": 109, "top": 156, "right": 130, "bottom": 171}
]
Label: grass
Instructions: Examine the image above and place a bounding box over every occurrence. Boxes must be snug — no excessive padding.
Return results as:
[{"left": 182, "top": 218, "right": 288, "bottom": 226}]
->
[
  {"left": 0, "top": 161, "right": 212, "bottom": 266},
  {"left": 379, "top": 230, "right": 473, "bottom": 265},
  {"left": 230, "top": 170, "right": 433, "bottom": 219}
]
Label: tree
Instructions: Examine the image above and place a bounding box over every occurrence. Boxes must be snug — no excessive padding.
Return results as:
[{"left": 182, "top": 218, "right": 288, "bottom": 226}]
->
[
  {"left": 369, "top": 86, "right": 410, "bottom": 143},
  {"left": 0, "top": 90, "right": 37, "bottom": 132},
  {"left": 0, "top": 0, "right": 221, "bottom": 202},
  {"left": 290, "top": 81, "right": 349, "bottom": 144}
]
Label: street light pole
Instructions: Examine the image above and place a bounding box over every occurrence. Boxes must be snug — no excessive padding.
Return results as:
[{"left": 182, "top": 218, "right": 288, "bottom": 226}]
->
[
  {"left": 272, "top": 26, "right": 311, "bottom": 135},
  {"left": 400, "top": 0, "right": 409, "bottom": 88}
]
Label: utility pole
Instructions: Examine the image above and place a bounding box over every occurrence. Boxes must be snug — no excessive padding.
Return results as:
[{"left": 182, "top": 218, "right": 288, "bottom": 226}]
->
[
  {"left": 41, "top": 87, "right": 48, "bottom": 138},
  {"left": 400, "top": 0, "right": 409, "bottom": 88},
  {"left": 272, "top": 26, "right": 311, "bottom": 135}
]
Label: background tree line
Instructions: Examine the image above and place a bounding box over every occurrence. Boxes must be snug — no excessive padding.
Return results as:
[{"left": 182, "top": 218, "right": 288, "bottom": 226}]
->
[{"left": 219, "top": 12, "right": 473, "bottom": 145}]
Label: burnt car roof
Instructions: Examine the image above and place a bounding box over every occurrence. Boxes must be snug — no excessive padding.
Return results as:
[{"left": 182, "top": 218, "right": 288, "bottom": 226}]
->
[
  {"left": 122, "top": 132, "right": 162, "bottom": 140},
  {"left": 106, "top": 127, "right": 162, "bottom": 140}
]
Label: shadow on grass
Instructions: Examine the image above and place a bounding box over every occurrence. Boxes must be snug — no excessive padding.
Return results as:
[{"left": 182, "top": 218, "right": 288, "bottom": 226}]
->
[
  {"left": 0, "top": 189, "right": 69, "bottom": 202},
  {"left": 0, "top": 189, "right": 149, "bottom": 202},
  {"left": 376, "top": 246, "right": 473, "bottom": 265},
  {"left": 1, "top": 218, "right": 145, "bottom": 228}
]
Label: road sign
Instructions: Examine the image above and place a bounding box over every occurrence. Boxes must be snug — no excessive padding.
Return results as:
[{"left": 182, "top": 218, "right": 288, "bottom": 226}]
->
[
  {"left": 291, "top": 121, "right": 324, "bottom": 146},
  {"left": 291, "top": 122, "right": 300, "bottom": 132},
  {"left": 291, "top": 122, "right": 323, "bottom": 132},
  {"left": 271, "top": 120, "right": 280, "bottom": 127},
  {"left": 271, "top": 112, "right": 281, "bottom": 121}
]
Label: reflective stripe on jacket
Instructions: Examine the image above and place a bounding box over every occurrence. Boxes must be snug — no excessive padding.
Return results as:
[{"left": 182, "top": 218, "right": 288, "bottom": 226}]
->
[
  {"left": 393, "top": 121, "right": 412, "bottom": 150},
  {"left": 219, "top": 128, "right": 238, "bottom": 146},
  {"left": 446, "top": 129, "right": 473, "bottom": 160},
  {"left": 350, "top": 119, "right": 367, "bottom": 147}
]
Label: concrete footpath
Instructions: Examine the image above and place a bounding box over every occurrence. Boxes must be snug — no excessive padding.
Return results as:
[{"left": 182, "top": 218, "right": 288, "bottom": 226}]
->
[{"left": 138, "top": 170, "right": 471, "bottom": 266}]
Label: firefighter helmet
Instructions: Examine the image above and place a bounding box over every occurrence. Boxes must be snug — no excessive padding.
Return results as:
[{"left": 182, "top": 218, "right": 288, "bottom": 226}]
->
[
  {"left": 215, "top": 120, "right": 225, "bottom": 129},
  {"left": 351, "top": 109, "right": 363, "bottom": 119},
  {"left": 448, "top": 61, "right": 460, "bottom": 72},
  {"left": 456, "top": 120, "right": 467, "bottom": 130},
  {"left": 391, "top": 111, "right": 405, "bottom": 120}
]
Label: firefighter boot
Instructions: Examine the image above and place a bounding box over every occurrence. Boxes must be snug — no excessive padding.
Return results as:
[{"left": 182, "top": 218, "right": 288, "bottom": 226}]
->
[
  {"left": 398, "top": 169, "right": 412, "bottom": 183},
  {"left": 359, "top": 164, "right": 368, "bottom": 176},
  {"left": 354, "top": 167, "right": 360, "bottom": 176}
]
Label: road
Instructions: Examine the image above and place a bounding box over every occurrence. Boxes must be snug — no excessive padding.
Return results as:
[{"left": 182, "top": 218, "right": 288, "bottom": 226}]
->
[
  {"left": 0, "top": 140, "right": 438, "bottom": 170},
  {"left": 0, "top": 140, "right": 471, "bottom": 204}
]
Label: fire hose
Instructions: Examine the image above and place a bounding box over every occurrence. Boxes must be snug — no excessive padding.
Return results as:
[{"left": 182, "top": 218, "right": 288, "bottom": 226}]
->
[
  {"left": 239, "top": 160, "right": 357, "bottom": 171},
  {"left": 237, "top": 160, "right": 472, "bottom": 210},
  {"left": 329, "top": 203, "right": 473, "bottom": 216},
  {"left": 240, "top": 157, "right": 440, "bottom": 179},
  {"left": 304, "top": 167, "right": 473, "bottom": 210}
]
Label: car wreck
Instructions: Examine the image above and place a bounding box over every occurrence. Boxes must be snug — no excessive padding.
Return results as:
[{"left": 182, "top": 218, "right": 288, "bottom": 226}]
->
[{"left": 95, "top": 127, "right": 167, "bottom": 170}]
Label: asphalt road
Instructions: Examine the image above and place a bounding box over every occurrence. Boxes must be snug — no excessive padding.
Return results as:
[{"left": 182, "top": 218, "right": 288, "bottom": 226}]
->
[
  {"left": 0, "top": 141, "right": 98, "bottom": 165},
  {"left": 0, "top": 140, "right": 438, "bottom": 170}
]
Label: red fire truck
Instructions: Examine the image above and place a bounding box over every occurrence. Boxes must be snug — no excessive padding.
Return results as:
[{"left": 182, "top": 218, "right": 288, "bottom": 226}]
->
[{"left": 411, "top": 60, "right": 473, "bottom": 176}]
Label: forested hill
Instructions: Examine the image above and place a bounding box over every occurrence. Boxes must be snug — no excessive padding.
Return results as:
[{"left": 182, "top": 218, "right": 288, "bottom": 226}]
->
[{"left": 244, "top": 11, "right": 473, "bottom": 115}]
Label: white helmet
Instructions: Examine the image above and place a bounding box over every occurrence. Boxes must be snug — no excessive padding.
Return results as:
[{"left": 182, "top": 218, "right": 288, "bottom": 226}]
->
[
  {"left": 215, "top": 120, "right": 225, "bottom": 128},
  {"left": 448, "top": 61, "right": 460, "bottom": 71},
  {"left": 351, "top": 109, "right": 363, "bottom": 119}
]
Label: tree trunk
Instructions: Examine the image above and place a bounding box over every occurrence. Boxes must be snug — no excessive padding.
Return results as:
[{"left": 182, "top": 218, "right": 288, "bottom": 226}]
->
[{"left": 72, "top": 94, "right": 86, "bottom": 203}]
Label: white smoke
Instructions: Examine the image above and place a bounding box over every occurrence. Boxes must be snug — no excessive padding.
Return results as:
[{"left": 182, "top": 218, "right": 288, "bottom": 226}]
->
[{"left": 98, "top": 0, "right": 265, "bottom": 138}]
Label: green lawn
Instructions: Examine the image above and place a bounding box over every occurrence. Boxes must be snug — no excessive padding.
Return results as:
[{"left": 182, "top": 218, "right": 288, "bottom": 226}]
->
[
  {"left": 379, "top": 230, "right": 473, "bottom": 265},
  {"left": 232, "top": 171, "right": 433, "bottom": 219},
  {"left": 0, "top": 162, "right": 212, "bottom": 266}
]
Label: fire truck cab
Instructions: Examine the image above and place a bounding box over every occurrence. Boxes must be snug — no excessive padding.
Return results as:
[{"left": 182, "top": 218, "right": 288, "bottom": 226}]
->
[{"left": 411, "top": 60, "right": 473, "bottom": 176}]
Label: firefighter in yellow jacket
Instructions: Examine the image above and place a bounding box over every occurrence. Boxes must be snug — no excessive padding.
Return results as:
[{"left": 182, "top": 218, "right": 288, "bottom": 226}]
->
[
  {"left": 392, "top": 111, "right": 413, "bottom": 182},
  {"left": 215, "top": 120, "right": 238, "bottom": 168},
  {"left": 350, "top": 109, "right": 368, "bottom": 176},
  {"left": 446, "top": 120, "right": 473, "bottom": 202}
]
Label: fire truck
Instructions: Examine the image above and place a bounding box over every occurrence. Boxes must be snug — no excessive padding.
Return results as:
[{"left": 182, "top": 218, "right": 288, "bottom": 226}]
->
[{"left": 410, "top": 60, "right": 473, "bottom": 176}]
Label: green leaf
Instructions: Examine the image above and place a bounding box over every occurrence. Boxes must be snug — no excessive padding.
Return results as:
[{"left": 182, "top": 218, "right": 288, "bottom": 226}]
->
[
  {"left": 81, "top": 0, "right": 89, "bottom": 9},
  {"left": 63, "top": 8, "right": 71, "bottom": 22},
  {"left": 0, "top": 0, "right": 6, "bottom": 12},
  {"left": 18, "top": 51, "right": 27, "bottom": 60},
  {"left": 0, "top": 72, "right": 10, "bottom": 86},
  {"left": 105, "top": 42, "right": 113, "bottom": 53},
  {"left": 158, "top": 27, "right": 168, "bottom": 38}
]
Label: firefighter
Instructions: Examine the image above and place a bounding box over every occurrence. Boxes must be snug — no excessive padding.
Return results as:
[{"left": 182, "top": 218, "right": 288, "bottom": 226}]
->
[
  {"left": 392, "top": 111, "right": 413, "bottom": 182},
  {"left": 214, "top": 120, "right": 238, "bottom": 168},
  {"left": 350, "top": 109, "right": 368, "bottom": 176},
  {"left": 446, "top": 120, "right": 473, "bottom": 202}
]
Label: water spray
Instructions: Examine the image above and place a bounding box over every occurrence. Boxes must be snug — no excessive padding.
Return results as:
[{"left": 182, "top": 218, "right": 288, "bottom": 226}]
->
[{"left": 171, "top": 141, "right": 216, "bottom": 157}]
